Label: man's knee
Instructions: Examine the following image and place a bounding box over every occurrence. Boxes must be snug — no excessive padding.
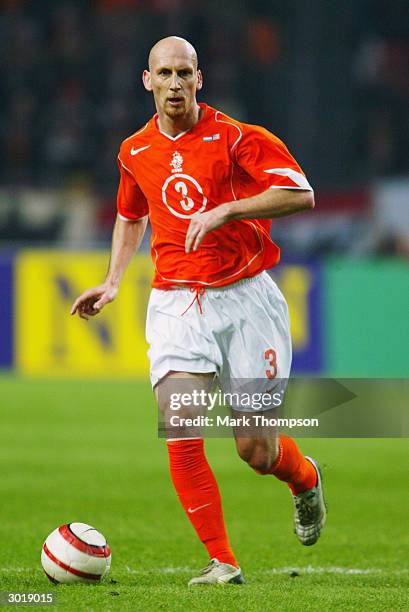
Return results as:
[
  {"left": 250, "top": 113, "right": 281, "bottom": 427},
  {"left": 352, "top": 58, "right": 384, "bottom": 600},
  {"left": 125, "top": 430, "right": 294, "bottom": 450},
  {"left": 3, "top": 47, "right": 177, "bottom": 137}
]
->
[{"left": 155, "top": 371, "right": 209, "bottom": 414}]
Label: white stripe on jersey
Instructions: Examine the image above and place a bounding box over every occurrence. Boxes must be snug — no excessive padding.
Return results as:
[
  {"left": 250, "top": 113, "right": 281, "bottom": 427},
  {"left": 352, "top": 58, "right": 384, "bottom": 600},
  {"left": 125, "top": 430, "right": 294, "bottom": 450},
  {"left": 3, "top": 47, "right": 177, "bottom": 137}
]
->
[{"left": 264, "top": 167, "right": 313, "bottom": 190}]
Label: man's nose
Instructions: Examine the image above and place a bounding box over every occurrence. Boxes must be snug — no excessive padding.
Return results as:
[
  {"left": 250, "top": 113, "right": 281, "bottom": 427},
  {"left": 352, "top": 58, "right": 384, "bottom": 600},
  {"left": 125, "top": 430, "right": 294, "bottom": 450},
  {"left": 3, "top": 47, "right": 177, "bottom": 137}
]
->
[{"left": 170, "top": 72, "right": 181, "bottom": 90}]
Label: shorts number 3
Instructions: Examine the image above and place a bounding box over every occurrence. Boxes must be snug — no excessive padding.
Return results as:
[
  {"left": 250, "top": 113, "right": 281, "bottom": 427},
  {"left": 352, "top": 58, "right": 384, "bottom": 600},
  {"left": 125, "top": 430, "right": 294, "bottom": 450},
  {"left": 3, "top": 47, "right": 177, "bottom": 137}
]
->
[{"left": 264, "top": 348, "right": 277, "bottom": 379}]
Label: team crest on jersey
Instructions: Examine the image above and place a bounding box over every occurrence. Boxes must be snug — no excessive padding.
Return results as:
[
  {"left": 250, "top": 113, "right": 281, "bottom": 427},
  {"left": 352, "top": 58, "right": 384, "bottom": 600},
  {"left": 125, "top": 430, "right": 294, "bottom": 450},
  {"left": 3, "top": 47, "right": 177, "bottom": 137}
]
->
[{"left": 170, "top": 151, "right": 183, "bottom": 173}]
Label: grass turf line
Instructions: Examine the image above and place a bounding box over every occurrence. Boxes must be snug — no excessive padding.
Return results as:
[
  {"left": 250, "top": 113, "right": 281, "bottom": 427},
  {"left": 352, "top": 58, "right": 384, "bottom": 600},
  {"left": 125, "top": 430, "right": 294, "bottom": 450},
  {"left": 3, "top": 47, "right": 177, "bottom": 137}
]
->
[{"left": 0, "top": 376, "right": 408, "bottom": 610}]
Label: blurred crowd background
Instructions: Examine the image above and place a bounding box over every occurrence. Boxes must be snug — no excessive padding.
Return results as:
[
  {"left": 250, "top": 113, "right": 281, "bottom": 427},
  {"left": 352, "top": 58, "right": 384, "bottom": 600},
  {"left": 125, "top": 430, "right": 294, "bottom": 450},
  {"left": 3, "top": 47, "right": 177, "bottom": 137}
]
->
[{"left": 1, "top": 0, "right": 408, "bottom": 257}]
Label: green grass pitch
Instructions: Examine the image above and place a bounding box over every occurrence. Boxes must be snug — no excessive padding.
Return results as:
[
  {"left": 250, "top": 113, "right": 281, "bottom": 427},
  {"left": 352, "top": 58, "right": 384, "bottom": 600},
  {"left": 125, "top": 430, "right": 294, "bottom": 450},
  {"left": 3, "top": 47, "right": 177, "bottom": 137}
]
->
[{"left": 0, "top": 375, "right": 408, "bottom": 611}]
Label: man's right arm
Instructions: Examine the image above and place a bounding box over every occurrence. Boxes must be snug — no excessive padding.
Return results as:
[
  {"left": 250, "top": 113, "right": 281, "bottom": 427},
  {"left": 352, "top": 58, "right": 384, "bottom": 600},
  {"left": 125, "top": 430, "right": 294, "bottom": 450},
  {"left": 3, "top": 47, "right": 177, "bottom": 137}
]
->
[{"left": 70, "top": 214, "right": 148, "bottom": 320}]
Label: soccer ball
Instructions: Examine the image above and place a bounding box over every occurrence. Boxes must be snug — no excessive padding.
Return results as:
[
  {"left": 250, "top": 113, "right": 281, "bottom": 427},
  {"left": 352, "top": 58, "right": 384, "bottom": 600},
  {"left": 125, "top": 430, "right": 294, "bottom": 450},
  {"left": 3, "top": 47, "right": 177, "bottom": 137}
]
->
[{"left": 41, "top": 522, "right": 111, "bottom": 584}]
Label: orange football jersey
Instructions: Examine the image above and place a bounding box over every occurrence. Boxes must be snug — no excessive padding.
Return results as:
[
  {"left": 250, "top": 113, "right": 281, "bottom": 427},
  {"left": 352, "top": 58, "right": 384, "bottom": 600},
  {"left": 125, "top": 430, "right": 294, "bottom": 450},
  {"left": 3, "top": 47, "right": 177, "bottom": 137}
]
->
[{"left": 117, "top": 103, "right": 312, "bottom": 288}]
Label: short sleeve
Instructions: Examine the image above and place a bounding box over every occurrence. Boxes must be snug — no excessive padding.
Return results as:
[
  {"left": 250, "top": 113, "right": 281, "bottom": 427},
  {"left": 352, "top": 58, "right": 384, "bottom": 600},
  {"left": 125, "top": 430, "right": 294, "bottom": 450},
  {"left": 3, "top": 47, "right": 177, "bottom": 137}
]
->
[
  {"left": 234, "top": 125, "right": 313, "bottom": 191},
  {"left": 116, "top": 156, "right": 149, "bottom": 220}
]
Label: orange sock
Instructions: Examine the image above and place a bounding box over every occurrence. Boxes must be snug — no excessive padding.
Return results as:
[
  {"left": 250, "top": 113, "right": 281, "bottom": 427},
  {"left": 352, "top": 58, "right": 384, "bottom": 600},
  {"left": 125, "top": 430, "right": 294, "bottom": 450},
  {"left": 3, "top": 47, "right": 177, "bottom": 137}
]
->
[
  {"left": 263, "top": 434, "right": 317, "bottom": 494},
  {"left": 167, "top": 438, "right": 238, "bottom": 567}
]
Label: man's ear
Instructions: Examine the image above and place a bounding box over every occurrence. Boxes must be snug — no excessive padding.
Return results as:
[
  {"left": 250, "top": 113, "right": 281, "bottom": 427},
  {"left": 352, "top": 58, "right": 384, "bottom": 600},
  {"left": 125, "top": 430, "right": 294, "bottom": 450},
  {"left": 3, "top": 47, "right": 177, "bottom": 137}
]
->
[
  {"left": 142, "top": 70, "right": 152, "bottom": 91},
  {"left": 196, "top": 69, "right": 203, "bottom": 91}
]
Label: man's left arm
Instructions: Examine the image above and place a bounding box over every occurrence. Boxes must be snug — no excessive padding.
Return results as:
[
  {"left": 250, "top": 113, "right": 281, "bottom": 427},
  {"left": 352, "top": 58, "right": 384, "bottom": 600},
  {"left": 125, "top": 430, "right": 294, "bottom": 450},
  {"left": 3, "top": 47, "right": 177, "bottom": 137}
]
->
[
  {"left": 186, "top": 124, "right": 315, "bottom": 253},
  {"left": 185, "top": 188, "right": 314, "bottom": 253}
]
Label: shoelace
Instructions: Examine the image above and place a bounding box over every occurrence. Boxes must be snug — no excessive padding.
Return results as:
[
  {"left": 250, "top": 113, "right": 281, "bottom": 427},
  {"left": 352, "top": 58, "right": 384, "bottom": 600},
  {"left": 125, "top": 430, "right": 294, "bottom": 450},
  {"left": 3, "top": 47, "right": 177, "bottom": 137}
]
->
[
  {"left": 180, "top": 286, "right": 206, "bottom": 316},
  {"left": 295, "top": 491, "right": 317, "bottom": 523},
  {"left": 201, "top": 559, "right": 217, "bottom": 574}
]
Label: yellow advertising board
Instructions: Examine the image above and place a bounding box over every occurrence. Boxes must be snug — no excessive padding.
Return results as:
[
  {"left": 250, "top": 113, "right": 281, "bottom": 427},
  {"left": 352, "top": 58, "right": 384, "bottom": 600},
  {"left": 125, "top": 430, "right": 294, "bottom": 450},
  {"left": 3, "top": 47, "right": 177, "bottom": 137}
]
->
[
  {"left": 15, "top": 250, "right": 317, "bottom": 376},
  {"left": 15, "top": 251, "right": 153, "bottom": 377},
  {"left": 273, "top": 266, "right": 312, "bottom": 351}
]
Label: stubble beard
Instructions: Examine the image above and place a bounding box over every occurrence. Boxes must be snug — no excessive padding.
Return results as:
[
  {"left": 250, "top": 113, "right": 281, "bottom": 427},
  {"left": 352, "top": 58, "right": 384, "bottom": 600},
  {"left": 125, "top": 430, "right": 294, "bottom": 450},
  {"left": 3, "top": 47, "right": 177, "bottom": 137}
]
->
[{"left": 164, "top": 101, "right": 186, "bottom": 119}]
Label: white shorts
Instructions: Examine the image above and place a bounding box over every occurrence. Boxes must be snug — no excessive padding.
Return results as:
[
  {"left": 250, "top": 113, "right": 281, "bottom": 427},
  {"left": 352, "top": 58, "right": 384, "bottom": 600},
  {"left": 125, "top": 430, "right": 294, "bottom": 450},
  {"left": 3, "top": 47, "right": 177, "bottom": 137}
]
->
[{"left": 146, "top": 271, "right": 292, "bottom": 396}]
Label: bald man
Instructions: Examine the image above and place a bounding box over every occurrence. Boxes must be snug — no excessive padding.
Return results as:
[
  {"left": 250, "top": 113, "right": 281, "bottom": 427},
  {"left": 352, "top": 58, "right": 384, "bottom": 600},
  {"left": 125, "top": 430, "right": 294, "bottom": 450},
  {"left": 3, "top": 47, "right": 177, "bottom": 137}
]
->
[{"left": 72, "top": 36, "right": 326, "bottom": 586}]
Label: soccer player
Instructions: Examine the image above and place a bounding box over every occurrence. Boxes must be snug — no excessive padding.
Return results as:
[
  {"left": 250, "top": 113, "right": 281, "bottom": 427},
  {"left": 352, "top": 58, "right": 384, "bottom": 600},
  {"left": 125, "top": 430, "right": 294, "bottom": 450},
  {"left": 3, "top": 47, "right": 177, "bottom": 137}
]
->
[{"left": 71, "top": 36, "right": 326, "bottom": 586}]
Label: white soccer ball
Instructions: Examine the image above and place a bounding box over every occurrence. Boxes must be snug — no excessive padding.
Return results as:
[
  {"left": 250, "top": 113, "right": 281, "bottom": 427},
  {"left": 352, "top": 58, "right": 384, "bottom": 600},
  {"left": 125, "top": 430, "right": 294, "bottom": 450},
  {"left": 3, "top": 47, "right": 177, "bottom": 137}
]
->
[{"left": 41, "top": 522, "right": 111, "bottom": 584}]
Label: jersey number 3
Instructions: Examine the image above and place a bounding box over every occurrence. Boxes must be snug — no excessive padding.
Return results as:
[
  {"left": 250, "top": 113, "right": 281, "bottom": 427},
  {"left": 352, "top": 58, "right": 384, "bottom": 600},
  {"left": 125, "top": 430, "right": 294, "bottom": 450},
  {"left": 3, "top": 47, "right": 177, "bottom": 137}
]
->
[
  {"left": 264, "top": 348, "right": 277, "bottom": 379},
  {"left": 162, "top": 173, "right": 207, "bottom": 219},
  {"left": 174, "top": 180, "right": 194, "bottom": 211}
]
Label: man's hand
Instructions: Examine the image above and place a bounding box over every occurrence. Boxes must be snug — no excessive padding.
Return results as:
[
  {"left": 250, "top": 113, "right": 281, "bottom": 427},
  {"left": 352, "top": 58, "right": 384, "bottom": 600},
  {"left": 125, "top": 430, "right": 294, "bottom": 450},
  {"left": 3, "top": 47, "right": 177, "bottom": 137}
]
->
[
  {"left": 70, "top": 283, "right": 118, "bottom": 320},
  {"left": 185, "top": 190, "right": 314, "bottom": 254},
  {"left": 185, "top": 204, "right": 231, "bottom": 253}
]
